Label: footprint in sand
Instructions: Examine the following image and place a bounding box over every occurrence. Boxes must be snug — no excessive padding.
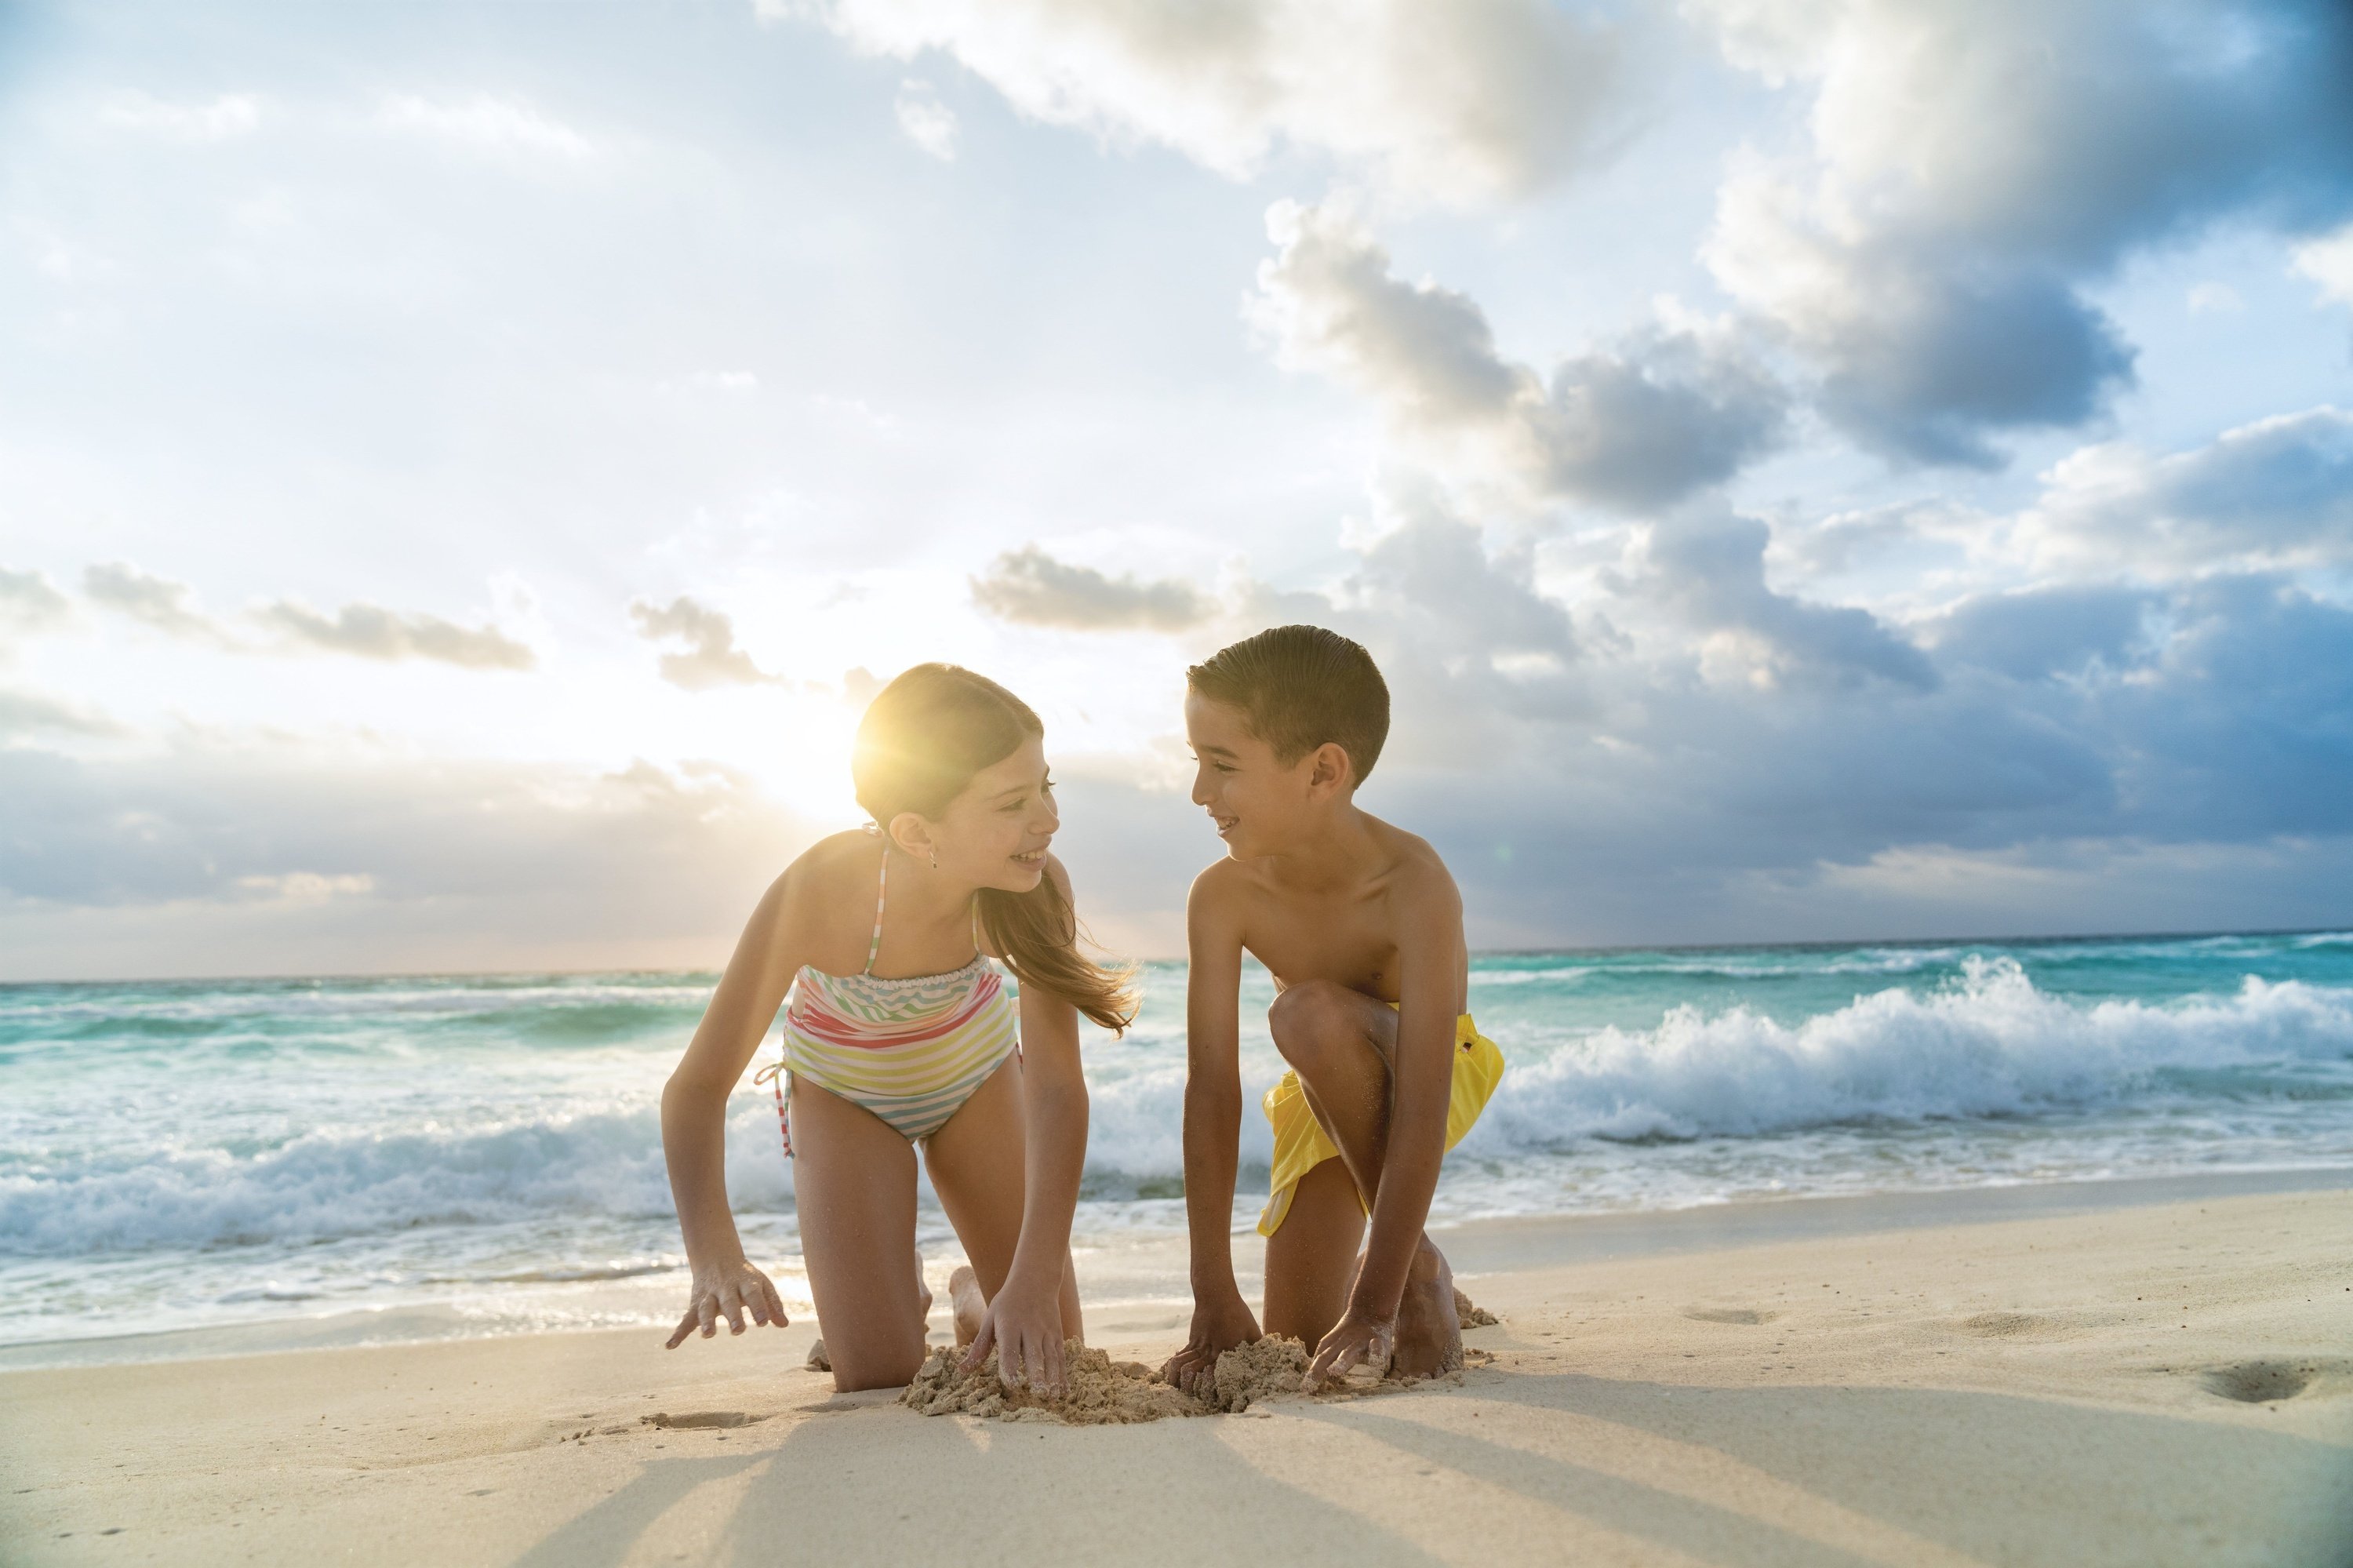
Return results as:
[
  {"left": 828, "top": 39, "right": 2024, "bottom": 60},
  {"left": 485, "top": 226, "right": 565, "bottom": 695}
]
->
[
  {"left": 1684, "top": 1307, "right": 1778, "bottom": 1326},
  {"left": 2198, "top": 1359, "right": 2351, "bottom": 1404},
  {"left": 1956, "top": 1312, "right": 2062, "bottom": 1338},
  {"left": 641, "top": 1410, "right": 767, "bottom": 1430}
]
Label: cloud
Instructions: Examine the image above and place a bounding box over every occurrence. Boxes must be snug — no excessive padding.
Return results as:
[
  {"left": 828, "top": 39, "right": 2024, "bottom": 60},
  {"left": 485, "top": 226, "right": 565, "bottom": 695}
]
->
[
  {"left": 1917, "top": 586, "right": 2151, "bottom": 682},
  {"left": 1692, "top": 0, "right": 2353, "bottom": 465},
  {"left": 893, "top": 78, "right": 958, "bottom": 160},
  {"left": 0, "top": 689, "right": 119, "bottom": 741},
  {"left": 629, "top": 595, "right": 780, "bottom": 688},
  {"left": 83, "top": 562, "right": 231, "bottom": 642},
  {"left": 1641, "top": 513, "right": 1940, "bottom": 689},
  {"left": 1250, "top": 202, "right": 1788, "bottom": 510},
  {"left": 85, "top": 562, "right": 536, "bottom": 668},
  {"left": 254, "top": 600, "right": 537, "bottom": 670},
  {"left": 0, "top": 742, "right": 814, "bottom": 979},
  {"left": 234, "top": 871, "right": 376, "bottom": 904},
  {"left": 2016, "top": 406, "right": 2353, "bottom": 572},
  {"left": 2295, "top": 222, "right": 2353, "bottom": 310},
  {"left": 378, "top": 93, "right": 595, "bottom": 160},
  {"left": 1, "top": 569, "right": 71, "bottom": 649},
  {"left": 970, "top": 546, "right": 1209, "bottom": 632},
  {"left": 777, "top": 0, "right": 1620, "bottom": 202},
  {"left": 98, "top": 90, "right": 262, "bottom": 141}
]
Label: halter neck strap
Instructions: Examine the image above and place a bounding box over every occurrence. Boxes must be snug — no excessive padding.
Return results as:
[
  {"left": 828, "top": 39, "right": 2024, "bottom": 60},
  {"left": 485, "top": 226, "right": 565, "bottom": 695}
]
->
[{"left": 863, "top": 828, "right": 888, "bottom": 975}]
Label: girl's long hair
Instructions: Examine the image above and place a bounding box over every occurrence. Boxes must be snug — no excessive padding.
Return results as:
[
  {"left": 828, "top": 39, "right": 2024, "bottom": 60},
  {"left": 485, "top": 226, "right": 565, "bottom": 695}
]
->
[{"left": 851, "top": 664, "right": 1136, "bottom": 1033}]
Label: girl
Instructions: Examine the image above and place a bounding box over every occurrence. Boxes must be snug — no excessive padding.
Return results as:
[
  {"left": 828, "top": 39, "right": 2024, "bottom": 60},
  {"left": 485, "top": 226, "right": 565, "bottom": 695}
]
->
[{"left": 660, "top": 664, "right": 1133, "bottom": 1395}]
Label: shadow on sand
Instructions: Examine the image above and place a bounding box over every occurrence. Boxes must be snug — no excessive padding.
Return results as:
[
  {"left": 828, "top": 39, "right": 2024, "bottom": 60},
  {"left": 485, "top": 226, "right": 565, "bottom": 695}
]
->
[{"left": 507, "top": 1372, "right": 2353, "bottom": 1568}]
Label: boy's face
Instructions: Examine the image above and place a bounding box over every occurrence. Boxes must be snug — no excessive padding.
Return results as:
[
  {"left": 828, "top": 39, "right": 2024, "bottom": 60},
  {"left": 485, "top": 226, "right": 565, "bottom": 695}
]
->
[{"left": 1184, "top": 690, "right": 1321, "bottom": 859}]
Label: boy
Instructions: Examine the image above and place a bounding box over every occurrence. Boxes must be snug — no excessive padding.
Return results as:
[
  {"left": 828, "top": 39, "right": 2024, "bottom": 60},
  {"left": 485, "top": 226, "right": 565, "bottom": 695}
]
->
[{"left": 1161, "top": 625, "right": 1504, "bottom": 1392}]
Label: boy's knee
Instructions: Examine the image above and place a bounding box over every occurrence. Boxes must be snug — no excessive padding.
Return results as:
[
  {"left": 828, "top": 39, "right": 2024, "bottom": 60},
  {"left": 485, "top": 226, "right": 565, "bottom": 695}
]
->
[{"left": 1267, "top": 981, "right": 1356, "bottom": 1066}]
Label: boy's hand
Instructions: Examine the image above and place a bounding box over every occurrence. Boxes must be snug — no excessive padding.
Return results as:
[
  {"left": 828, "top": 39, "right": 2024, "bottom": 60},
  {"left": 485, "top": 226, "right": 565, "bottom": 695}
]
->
[
  {"left": 1305, "top": 1308, "right": 1394, "bottom": 1390},
  {"left": 1162, "top": 1293, "right": 1260, "bottom": 1397}
]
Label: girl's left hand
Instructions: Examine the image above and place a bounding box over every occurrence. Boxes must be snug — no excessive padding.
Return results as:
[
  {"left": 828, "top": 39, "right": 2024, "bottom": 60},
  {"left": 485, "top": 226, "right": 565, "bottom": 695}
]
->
[{"left": 961, "top": 1269, "right": 1067, "bottom": 1396}]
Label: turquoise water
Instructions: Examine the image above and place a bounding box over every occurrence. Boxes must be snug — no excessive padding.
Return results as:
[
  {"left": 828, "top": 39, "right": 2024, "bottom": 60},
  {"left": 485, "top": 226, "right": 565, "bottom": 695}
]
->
[{"left": 5, "top": 931, "right": 2351, "bottom": 1356}]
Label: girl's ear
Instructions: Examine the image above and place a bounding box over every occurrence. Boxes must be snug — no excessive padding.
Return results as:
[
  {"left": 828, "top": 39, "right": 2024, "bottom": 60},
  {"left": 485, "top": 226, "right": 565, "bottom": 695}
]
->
[{"left": 886, "top": 811, "right": 936, "bottom": 862}]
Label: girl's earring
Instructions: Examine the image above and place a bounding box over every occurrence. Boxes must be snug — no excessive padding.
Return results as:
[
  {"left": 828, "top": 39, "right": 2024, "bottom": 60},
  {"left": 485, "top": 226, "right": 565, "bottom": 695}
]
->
[{"left": 929, "top": 848, "right": 939, "bottom": 871}]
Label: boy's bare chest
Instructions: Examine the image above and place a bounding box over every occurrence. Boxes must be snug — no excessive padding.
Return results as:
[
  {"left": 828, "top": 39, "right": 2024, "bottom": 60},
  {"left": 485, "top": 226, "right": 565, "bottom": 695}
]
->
[{"left": 1242, "top": 904, "right": 1400, "bottom": 1001}]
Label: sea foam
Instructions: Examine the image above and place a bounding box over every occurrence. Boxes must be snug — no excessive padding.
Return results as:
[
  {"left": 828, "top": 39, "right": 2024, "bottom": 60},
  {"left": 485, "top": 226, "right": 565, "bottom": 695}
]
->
[{"left": 1465, "top": 958, "right": 2353, "bottom": 1150}]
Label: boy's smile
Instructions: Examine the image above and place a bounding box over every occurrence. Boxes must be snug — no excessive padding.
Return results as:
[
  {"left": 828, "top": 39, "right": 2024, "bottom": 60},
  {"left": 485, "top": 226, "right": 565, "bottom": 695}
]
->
[{"left": 1184, "top": 689, "right": 1326, "bottom": 860}]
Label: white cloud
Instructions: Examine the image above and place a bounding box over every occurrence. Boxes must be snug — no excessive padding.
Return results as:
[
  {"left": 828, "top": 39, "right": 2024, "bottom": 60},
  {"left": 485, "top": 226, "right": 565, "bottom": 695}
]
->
[
  {"left": 1690, "top": 0, "right": 2353, "bottom": 465},
  {"left": 253, "top": 600, "right": 537, "bottom": 670},
  {"left": 98, "top": 90, "right": 262, "bottom": 140},
  {"left": 83, "top": 562, "right": 537, "bottom": 669},
  {"left": 2295, "top": 222, "right": 2353, "bottom": 310},
  {"left": 2187, "top": 282, "right": 2245, "bottom": 315},
  {"left": 776, "top": 0, "right": 1620, "bottom": 202},
  {"left": 83, "top": 562, "right": 231, "bottom": 643},
  {"left": 893, "top": 78, "right": 958, "bottom": 160},
  {"left": 0, "top": 689, "right": 119, "bottom": 741},
  {"left": 378, "top": 93, "right": 594, "bottom": 160},
  {"left": 0, "top": 744, "right": 814, "bottom": 979},
  {"left": 971, "top": 546, "right": 1209, "bottom": 631},
  {"left": 628, "top": 595, "right": 783, "bottom": 689},
  {"left": 2014, "top": 406, "right": 2353, "bottom": 573},
  {"left": 235, "top": 871, "right": 376, "bottom": 904},
  {"left": 0, "top": 568, "right": 72, "bottom": 649},
  {"left": 1249, "top": 202, "right": 1787, "bottom": 511}
]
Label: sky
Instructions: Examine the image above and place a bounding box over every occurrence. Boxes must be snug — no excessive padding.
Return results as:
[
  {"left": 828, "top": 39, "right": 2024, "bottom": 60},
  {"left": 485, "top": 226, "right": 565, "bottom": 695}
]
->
[{"left": 2, "top": 0, "right": 2351, "bottom": 980}]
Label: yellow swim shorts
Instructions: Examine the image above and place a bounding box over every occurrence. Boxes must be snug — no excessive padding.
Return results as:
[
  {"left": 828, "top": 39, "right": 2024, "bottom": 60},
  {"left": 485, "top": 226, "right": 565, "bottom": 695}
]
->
[{"left": 1257, "top": 1010, "right": 1504, "bottom": 1236}]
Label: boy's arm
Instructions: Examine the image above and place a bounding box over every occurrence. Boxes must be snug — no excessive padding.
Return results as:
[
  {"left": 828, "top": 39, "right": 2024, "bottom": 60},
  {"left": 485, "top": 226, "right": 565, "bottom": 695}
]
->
[
  {"left": 1307, "top": 866, "right": 1465, "bottom": 1387},
  {"left": 1160, "top": 871, "right": 1259, "bottom": 1395}
]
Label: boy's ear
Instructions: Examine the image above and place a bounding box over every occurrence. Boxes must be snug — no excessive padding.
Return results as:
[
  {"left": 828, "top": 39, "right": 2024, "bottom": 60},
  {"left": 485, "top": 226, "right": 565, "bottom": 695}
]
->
[{"left": 1304, "top": 741, "right": 1354, "bottom": 799}]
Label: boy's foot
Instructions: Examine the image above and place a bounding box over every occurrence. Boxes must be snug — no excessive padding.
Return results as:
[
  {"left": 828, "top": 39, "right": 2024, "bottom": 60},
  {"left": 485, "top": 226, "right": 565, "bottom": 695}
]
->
[
  {"left": 1390, "top": 1239, "right": 1462, "bottom": 1380},
  {"left": 949, "top": 1265, "right": 987, "bottom": 1350}
]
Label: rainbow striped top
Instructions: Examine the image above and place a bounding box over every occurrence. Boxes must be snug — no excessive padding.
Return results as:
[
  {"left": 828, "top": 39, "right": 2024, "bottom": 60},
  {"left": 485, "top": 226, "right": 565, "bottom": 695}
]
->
[{"left": 758, "top": 835, "right": 1019, "bottom": 1149}]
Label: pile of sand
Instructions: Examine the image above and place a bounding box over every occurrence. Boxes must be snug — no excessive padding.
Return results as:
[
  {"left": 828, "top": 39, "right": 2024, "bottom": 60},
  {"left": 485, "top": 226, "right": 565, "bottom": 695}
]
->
[
  {"left": 1456, "top": 1288, "right": 1500, "bottom": 1327},
  {"left": 900, "top": 1337, "right": 1315, "bottom": 1425}
]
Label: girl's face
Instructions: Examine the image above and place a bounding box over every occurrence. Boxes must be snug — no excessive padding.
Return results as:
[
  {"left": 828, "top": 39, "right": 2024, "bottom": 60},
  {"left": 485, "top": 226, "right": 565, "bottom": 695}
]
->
[{"left": 919, "top": 733, "right": 1058, "bottom": 892}]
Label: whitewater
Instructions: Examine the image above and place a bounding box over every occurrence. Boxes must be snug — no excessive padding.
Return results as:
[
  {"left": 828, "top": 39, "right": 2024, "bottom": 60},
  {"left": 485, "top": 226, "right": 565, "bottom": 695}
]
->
[{"left": 5, "top": 931, "right": 2351, "bottom": 1359}]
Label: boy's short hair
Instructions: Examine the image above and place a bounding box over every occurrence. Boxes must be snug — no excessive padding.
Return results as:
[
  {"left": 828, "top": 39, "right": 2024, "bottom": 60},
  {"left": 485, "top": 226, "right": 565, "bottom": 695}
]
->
[{"left": 1187, "top": 624, "right": 1391, "bottom": 784}]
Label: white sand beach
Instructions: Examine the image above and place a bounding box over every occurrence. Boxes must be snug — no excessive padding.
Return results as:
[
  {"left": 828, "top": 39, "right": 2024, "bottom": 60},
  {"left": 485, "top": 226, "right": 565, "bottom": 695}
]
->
[{"left": 6, "top": 1180, "right": 2348, "bottom": 1567}]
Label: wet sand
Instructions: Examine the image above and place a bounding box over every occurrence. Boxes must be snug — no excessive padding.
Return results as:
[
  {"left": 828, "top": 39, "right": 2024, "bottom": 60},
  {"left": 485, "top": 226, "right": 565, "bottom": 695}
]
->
[{"left": 5, "top": 1181, "right": 2348, "bottom": 1566}]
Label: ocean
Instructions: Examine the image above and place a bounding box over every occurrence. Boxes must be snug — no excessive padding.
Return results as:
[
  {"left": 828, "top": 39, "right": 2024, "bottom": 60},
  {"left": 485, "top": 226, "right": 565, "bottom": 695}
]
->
[{"left": 5, "top": 931, "right": 2351, "bottom": 1364}]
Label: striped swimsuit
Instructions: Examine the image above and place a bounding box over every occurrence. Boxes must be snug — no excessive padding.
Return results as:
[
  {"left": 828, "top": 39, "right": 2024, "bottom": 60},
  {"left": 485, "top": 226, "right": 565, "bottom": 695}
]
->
[{"left": 755, "top": 836, "right": 1019, "bottom": 1155}]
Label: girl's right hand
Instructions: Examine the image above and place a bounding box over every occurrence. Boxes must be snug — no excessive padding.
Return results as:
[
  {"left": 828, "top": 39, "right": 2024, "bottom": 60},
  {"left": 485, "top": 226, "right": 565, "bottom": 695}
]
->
[{"left": 665, "top": 1257, "right": 788, "bottom": 1348}]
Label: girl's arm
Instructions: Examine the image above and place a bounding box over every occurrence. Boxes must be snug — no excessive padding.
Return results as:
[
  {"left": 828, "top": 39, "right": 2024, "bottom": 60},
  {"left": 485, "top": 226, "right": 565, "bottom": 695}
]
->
[
  {"left": 963, "top": 857, "right": 1090, "bottom": 1394},
  {"left": 660, "top": 866, "right": 807, "bottom": 1347}
]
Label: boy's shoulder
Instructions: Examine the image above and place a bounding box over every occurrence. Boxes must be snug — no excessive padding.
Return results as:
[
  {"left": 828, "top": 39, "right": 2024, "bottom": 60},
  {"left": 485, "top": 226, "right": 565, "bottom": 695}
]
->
[
  {"left": 1359, "top": 812, "right": 1460, "bottom": 900},
  {"left": 1185, "top": 853, "right": 1256, "bottom": 914}
]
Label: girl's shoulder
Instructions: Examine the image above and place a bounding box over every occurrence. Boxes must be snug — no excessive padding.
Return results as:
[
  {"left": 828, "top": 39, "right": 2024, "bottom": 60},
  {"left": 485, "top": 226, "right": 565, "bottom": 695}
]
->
[{"left": 769, "top": 830, "right": 885, "bottom": 950}]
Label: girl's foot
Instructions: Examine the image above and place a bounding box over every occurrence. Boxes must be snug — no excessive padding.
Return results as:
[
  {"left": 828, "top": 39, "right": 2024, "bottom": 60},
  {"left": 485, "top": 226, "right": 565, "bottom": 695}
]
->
[
  {"left": 950, "top": 1265, "right": 988, "bottom": 1350},
  {"left": 1389, "top": 1240, "right": 1462, "bottom": 1380}
]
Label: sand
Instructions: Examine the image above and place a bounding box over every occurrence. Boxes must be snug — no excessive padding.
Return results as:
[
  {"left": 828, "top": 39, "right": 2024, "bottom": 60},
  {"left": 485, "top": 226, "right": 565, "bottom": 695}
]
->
[
  {"left": 5, "top": 1177, "right": 2349, "bottom": 1567},
  {"left": 900, "top": 1333, "right": 1318, "bottom": 1423}
]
